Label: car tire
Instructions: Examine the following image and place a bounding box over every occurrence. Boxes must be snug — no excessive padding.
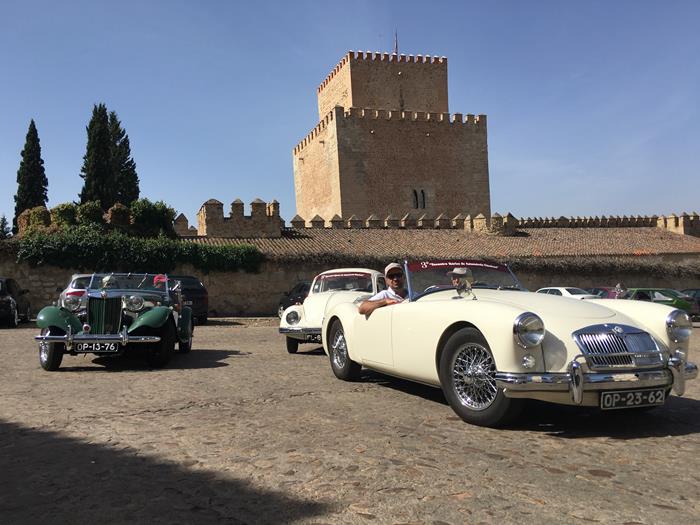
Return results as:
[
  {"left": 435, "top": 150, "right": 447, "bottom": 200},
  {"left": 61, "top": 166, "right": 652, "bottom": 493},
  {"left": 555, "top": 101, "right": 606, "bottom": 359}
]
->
[
  {"left": 8, "top": 306, "right": 19, "bottom": 328},
  {"left": 439, "top": 327, "right": 523, "bottom": 427},
  {"left": 147, "top": 320, "right": 176, "bottom": 368},
  {"left": 286, "top": 337, "right": 299, "bottom": 354},
  {"left": 179, "top": 319, "right": 193, "bottom": 353},
  {"left": 328, "top": 320, "right": 361, "bottom": 381},
  {"left": 39, "top": 328, "right": 64, "bottom": 371}
]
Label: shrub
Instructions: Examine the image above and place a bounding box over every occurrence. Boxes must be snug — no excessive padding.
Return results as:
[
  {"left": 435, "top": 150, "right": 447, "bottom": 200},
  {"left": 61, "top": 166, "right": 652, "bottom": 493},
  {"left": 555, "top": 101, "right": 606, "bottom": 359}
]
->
[
  {"left": 51, "top": 203, "right": 78, "bottom": 228},
  {"left": 76, "top": 200, "right": 105, "bottom": 228},
  {"left": 106, "top": 202, "right": 132, "bottom": 230},
  {"left": 15, "top": 226, "right": 263, "bottom": 273},
  {"left": 130, "top": 198, "right": 176, "bottom": 238}
]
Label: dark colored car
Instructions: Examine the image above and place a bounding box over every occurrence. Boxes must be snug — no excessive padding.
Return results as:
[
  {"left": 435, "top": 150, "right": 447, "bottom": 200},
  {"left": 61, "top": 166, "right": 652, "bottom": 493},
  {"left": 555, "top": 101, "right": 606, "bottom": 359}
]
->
[
  {"left": 623, "top": 288, "right": 699, "bottom": 318},
  {"left": 278, "top": 280, "right": 311, "bottom": 318},
  {"left": 171, "top": 275, "right": 209, "bottom": 325},
  {"left": 0, "top": 277, "right": 31, "bottom": 328},
  {"left": 681, "top": 289, "right": 700, "bottom": 320}
]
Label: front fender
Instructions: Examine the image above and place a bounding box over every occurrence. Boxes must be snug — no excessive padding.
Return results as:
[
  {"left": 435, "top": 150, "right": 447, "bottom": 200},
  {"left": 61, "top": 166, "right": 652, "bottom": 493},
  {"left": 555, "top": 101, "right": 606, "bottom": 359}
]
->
[
  {"left": 36, "top": 306, "right": 82, "bottom": 334},
  {"left": 128, "top": 306, "right": 172, "bottom": 333}
]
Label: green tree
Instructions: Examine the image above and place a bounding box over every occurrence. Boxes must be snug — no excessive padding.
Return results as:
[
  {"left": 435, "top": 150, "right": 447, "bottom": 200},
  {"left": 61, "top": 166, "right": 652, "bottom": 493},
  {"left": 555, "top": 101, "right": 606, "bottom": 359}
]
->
[
  {"left": 130, "top": 198, "right": 176, "bottom": 237},
  {"left": 79, "top": 104, "right": 115, "bottom": 209},
  {"left": 0, "top": 215, "right": 11, "bottom": 239},
  {"left": 14, "top": 119, "right": 48, "bottom": 233},
  {"left": 108, "top": 111, "right": 140, "bottom": 206}
]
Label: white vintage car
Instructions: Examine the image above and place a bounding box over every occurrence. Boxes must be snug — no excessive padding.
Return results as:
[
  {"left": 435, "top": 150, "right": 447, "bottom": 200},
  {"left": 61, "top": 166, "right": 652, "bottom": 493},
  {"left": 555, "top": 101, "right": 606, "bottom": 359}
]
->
[
  {"left": 279, "top": 268, "right": 385, "bottom": 353},
  {"left": 321, "top": 259, "right": 698, "bottom": 427}
]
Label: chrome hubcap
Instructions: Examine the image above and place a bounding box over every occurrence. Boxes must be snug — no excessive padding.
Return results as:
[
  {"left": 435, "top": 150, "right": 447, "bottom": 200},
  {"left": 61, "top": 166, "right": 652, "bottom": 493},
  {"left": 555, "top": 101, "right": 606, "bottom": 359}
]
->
[
  {"left": 451, "top": 343, "right": 497, "bottom": 410},
  {"left": 331, "top": 329, "right": 348, "bottom": 369}
]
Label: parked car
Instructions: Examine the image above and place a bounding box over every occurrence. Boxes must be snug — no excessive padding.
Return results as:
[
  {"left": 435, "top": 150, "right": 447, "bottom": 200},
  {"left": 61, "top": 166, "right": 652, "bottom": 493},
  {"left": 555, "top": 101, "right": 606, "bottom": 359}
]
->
[
  {"left": 623, "top": 288, "right": 699, "bottom": 318},
  {"left": 278, "top": 280, "right": 311, "bottom": 318},
  {"left": 0, "top": 277, "right": 31, "bottom": 327},
  {"left": 280, "top": 268, "right": 385, "bottom": 354},
  {"left": 680, "top": 289, "right": 700, "bottom": 320},
  {"left": 35, "top": 273, "right": 194, "bottom": 370},
  {"left": 587, "top": 287, "right": 620, "bottom": 299},
  {"left": 57, "top": 273, "right": 92, "bottom": 311},
  {"left": 170, "top": 275, "right": 209, "bottom": 325},
  {"left": 535, "top": 287, "right": 598, "bottom": 300},
  {"left": 321, "top": 259, "right": 697, "bottom": 427}
]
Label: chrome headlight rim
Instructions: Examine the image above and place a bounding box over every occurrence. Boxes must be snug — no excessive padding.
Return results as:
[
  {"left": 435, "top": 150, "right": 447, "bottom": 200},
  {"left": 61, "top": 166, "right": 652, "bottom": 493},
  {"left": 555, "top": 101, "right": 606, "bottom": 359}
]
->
[
  {"left": 513, "top": 312, "right": 545, "bottom": 349},
  {"left": 666, "top": 309, "right": 692, "bottom": 343},
  {"left": 125, "top": 295, "right": 145, "bottom": 312},
  {"left": 285, "top": 310, "right": 300, "bottom": 325},
  {"left": 63, "top": 295, "right": 82, "bottom": 313}
]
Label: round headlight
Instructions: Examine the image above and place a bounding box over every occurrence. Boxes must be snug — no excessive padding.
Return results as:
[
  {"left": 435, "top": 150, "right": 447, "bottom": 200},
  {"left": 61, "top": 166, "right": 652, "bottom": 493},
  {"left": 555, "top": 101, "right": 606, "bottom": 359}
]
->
[
  {"left": 63, "top": 295, "right": 81, "bottom": 312},
  {"left": 513, "top": 312, "right": 545, "bottom": 348},
  {"left": 666, "top": 309, "right": 692, "bottom": 343},
  {"left": 125, "top": 295, "right": 144, "bottom": 312},
  {"left": 286, "top": 311, "right": 300, "bottom": 325}
]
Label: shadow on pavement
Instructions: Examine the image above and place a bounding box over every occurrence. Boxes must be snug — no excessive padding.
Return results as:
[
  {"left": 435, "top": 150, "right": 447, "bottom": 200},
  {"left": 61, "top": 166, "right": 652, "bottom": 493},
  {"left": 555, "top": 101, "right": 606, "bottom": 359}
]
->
[
  {"left": 363, "top": 371, "right": 700, "bottom": 438},
  {"left": 0, "top": 419, "right": 329, "bottom": 523},
  {"left": 57, "top": 349, "right": 249, "bottom": 372},
  {"left": 202, "top": 319, "right": 244, "bottom": 327}
]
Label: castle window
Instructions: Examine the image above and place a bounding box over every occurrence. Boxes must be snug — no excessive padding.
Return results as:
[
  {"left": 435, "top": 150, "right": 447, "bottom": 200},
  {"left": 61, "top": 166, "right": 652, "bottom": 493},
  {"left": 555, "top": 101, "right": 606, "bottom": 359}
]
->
[
  {"left": 421, "top": 190, "right": 426, "bottom": 209},
  {"left": 412, "top": 190, "right": 418, "bottom": 209}
]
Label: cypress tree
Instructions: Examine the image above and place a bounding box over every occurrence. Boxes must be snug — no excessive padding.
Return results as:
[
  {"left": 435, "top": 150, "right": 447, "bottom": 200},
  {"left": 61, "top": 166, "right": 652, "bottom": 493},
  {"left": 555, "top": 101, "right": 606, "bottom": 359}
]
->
[
  {"left": 0, "top": 215, "right": 11, "bottom": 239},
  {"left": 14, "top": 119, "right": 49, "bottom": 234},
  {"left": 79, "top": 104, "right": 116, "bottom": 209},
  {"left": 108, "top": 111, "right": 140, "bottom": 206}
]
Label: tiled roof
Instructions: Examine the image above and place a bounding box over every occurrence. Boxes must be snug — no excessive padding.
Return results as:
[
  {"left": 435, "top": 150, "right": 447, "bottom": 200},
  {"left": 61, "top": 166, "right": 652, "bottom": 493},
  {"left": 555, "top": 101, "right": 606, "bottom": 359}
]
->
[{"left": 184, "top": 227, "right": 700, "bottom": 262}]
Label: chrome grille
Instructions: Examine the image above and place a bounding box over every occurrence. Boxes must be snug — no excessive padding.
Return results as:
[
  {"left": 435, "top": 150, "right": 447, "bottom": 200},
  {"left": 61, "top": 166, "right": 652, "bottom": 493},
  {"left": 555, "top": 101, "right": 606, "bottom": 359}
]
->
[
  {"left": 573, "top": 324, "right": 663, "bottom": 370},
  {"left": 88, "top": 297, "right": 123, "bottom": 334}
]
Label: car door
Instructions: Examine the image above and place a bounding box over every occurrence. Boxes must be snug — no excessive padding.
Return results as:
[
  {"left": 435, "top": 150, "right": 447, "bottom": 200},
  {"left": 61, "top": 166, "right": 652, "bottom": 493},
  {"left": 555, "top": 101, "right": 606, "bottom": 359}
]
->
[{"left": 353, "top": 302, "right": 397, "bottom": 369}]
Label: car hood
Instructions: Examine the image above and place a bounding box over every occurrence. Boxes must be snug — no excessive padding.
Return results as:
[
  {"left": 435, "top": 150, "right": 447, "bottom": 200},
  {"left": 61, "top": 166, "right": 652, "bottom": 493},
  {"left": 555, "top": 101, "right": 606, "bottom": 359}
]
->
[{"left": 472, "top": 289, "right": 615, "bottom": 319}]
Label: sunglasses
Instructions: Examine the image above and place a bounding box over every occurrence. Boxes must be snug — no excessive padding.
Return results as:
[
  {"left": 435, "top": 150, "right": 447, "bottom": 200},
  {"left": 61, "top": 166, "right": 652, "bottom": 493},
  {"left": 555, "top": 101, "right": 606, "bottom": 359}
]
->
[{"left": 387, "top": 273, "right": 403, "bottom": 280}]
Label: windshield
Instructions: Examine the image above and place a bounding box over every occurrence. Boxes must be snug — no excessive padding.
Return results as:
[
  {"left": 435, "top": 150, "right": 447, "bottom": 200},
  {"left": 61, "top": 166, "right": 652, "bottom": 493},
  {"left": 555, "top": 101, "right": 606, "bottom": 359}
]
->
[
  {"left": 566, "top": 288, "right": 591, "bottom": 295},
  {"left": 406, "top": 260, "right": 523, "bottom": 299},
  {"left": 88, "top": 273, "right": 170, "bottom": 293},
  {"left": 312, "top": 272, "right": 373, "bottom": 293}
]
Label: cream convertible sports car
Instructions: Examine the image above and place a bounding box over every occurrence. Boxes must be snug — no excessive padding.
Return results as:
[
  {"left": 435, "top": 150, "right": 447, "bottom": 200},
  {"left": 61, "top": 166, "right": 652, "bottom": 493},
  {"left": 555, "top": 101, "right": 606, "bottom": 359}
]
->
[
  {"left": 322, "top": 260, "right": 698, "bottom": 427},
  {"left": 279, "top": 268, "right": 385, "bottom": 353}
]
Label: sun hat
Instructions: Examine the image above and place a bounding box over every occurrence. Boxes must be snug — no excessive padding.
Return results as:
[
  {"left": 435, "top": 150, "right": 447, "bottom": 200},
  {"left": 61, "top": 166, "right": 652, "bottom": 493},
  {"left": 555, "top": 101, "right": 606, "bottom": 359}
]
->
[
  {"left": 446, "top": 267, "right": 471, "bottom": 277},
  {"left": 384, "top": 262, "right": 403, "bottom": 276}
]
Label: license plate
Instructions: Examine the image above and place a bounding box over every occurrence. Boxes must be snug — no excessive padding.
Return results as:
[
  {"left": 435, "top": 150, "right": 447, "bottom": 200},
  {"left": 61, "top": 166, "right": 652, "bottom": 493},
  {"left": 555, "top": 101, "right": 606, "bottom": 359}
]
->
[
  {"left": 75, "top": 342, "right": 118, "bottom": 353},
  {"left": 600, "top": 388, "right": 665, "bottom": 410}
]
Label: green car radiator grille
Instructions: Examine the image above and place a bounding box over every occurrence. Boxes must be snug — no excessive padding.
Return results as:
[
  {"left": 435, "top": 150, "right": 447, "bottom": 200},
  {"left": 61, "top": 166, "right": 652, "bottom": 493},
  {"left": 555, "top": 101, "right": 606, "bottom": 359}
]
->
[{"left": 88, "top": 297, "right": 123, "bottom": 334}]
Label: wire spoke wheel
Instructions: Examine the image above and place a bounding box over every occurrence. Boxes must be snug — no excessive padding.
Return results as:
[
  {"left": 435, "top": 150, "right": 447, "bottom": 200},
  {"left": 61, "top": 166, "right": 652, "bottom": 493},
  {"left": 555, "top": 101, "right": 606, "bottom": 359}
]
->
[
  {"left": 331, "top": 329, "right": 348, "bottom": 370},
  {"left": 450, "top": 342, "right": 497, "bottom": 411}
]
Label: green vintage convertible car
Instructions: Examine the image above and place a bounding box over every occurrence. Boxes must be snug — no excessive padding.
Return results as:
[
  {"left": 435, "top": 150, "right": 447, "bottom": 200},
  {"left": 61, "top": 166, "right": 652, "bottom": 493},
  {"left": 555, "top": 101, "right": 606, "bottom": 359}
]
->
[{"left": 35, "top": 273, "right": 193, "bottom": 370}]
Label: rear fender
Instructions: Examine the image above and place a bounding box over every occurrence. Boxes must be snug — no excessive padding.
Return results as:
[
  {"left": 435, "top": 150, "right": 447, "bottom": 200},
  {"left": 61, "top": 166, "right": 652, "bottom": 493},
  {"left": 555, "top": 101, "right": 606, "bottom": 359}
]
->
[
  {"left": 36, "top": 306, "right": 82, "bottom": 334},
  {"left": 128, "top": 306, "right": 171, "bottom": 333}
]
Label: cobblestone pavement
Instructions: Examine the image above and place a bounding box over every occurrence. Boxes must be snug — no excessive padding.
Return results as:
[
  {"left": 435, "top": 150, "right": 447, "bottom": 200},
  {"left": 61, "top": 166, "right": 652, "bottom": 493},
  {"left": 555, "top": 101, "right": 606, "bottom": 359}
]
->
[{"left": 1, "top": 319, "right": 699, "bottom": 524}]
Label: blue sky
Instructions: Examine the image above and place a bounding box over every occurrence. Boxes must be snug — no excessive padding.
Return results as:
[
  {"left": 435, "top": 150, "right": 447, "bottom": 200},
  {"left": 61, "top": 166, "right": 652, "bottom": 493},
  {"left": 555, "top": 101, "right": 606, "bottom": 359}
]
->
[{"left": 1, "top": 0, "right": 698, "bottom": 225}]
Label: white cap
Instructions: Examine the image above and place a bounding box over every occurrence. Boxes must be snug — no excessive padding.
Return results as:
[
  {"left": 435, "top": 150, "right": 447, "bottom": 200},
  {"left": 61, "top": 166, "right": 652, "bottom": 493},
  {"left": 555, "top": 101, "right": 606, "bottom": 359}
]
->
[{"left": 384, "top": 262, "right": 403, "bottom": 275}]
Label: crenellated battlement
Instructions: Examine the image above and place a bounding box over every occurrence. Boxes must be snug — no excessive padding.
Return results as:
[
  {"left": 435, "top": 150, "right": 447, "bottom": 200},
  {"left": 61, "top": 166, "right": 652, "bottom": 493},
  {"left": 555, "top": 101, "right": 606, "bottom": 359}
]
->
[
  {"left": 293, "top": 109, "right": 335, "bottom": 155},
  {"left": 193, "top": 198, "right": 282, "bottom": 238},
  {"left": 293, "top": 106, "right": 486, "bottom": 156},
  {"left": 341, "top": 107, "right": 486, "bottom": 128},
  {"left": 317, "top": 51, "right": 447, "bottom": 94}
]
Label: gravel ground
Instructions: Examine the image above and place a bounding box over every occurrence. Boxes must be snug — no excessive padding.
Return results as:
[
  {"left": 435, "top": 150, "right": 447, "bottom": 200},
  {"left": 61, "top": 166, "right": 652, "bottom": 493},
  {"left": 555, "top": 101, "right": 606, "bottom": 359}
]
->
[{"left": 1, "top": 318, "right": 699, "bottom": 524}]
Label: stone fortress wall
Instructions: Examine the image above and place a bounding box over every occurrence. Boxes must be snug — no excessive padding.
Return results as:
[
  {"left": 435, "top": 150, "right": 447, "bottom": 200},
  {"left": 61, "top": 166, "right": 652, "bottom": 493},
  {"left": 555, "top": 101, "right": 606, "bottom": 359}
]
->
[
  {"left": 294, "top": 50, "right": 490, "bottom": 224},
  {"left": 174, "top": 199, "right": 700, "bottom": 238}
]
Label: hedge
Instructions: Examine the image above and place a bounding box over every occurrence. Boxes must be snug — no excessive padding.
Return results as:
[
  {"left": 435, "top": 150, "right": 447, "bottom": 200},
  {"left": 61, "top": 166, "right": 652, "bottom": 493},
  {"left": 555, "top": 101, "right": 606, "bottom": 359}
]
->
[{"left": 12, "top": 226, "right": 263, "bottom": 273}]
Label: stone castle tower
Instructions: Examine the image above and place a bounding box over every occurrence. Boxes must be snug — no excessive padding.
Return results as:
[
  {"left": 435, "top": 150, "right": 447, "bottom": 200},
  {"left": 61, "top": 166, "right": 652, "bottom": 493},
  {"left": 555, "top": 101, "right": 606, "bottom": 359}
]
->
[{"left": 293, "top": 51, "right": 491, "bottom": 222}]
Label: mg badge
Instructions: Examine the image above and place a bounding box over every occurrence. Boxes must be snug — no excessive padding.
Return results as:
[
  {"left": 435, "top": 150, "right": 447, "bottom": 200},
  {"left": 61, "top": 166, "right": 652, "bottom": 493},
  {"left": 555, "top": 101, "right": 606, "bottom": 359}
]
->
[{"left": 612, "top": 325, "right": 624, "bottom": 335}]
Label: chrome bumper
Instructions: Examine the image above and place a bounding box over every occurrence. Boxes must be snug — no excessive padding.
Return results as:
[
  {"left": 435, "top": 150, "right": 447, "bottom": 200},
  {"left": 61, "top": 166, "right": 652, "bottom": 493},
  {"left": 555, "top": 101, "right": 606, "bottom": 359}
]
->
[
  {"left": 496, "top": 351, "right": 698, "bottom": 405},
  {"left": 279, "top": 327, "right": 321, "bottom": 336},
  {"left": 35, "top": 325, "right": 160, "bottom": 350}
]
